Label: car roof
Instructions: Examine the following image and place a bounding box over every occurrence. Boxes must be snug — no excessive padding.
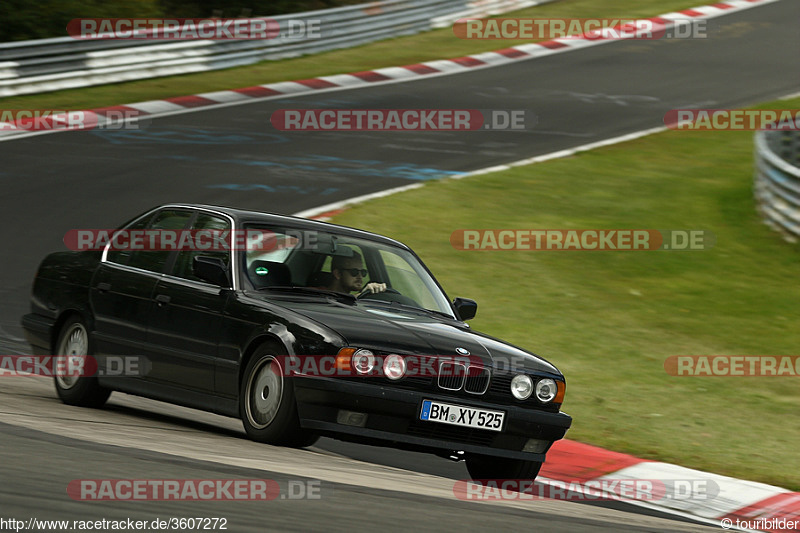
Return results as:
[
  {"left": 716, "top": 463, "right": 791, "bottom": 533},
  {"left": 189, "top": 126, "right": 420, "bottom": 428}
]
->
[{"left": 158, "top": 203, "right": 410, "bottom": 250}]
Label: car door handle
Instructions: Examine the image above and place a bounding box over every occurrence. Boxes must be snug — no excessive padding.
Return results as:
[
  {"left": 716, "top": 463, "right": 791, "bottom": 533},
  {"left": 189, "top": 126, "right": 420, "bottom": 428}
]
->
[
  {"left": 155, "top": 294, "right": 171, "bottom": 306},
  {"left": 97, "top": 282, "right": 111, "bottom": 293}
]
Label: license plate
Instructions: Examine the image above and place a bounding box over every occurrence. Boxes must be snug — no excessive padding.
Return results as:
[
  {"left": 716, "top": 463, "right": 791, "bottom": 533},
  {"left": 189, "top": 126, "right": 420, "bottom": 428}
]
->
[{"left": 419, "top": 400, "right": 505, "bottom": 432}]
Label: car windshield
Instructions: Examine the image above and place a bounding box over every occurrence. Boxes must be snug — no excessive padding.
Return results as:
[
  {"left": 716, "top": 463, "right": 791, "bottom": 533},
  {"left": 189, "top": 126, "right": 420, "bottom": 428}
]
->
[{"left": 240, "top": 225, "right": 455, "bottom": 318}]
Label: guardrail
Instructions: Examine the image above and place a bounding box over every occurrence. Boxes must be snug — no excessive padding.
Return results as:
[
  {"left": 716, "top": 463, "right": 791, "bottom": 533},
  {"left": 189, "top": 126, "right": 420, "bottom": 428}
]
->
[
  {"left": 754, "top": 129, "right": 800, "bottom": 240},
  {"left": 0, "top": 0, "right": 555, "bottom": 98}
]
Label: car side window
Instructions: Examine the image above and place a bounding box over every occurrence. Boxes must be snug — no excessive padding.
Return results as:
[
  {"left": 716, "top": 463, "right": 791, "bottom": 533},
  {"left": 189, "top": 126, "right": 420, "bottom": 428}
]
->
[
  {"left": 122, "top": 210, "right": 192, "bottom": 274},
  {"left": 171, "top": 213, "right": 231, "bottom": 283},
  {"left": 320, "top": 246, "right": 368, "bottom": 277},
  {"left": 106, "top": 213, "right": 152, "bottom": 266}
]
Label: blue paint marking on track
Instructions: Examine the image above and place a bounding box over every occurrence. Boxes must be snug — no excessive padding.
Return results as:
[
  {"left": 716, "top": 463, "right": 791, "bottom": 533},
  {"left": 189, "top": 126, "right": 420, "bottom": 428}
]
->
[
  {"left": 89, "top": 129, "right": 458, "bottom": 180},
  {"left": 211, "top": 157, "right": 458, "bottom": 180},
  {"left": 155, "top": 153, "right": 459, "bottom": 181},
  {"left": 209, "top": 156, "right": 457, "bottom": 180},
  {"left": 289, "top": 155, "right": 462, "bottom": 180},
  {"left": 89, "top": 128, "right": 289, "bottom": 145},
  {"left": 208, "top": 184, "right": 340, "bottom": 195}
]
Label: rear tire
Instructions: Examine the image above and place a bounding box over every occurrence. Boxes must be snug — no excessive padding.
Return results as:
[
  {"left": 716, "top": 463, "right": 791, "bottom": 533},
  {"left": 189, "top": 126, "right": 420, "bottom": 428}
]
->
[
  {"left": 53, "top": 317, "right": 110, "bottom": 408},
  {"left": 465, "top": 454, "right": 542, "bottom": 482},
  {"left": 240, "top": 344, "right": 319, "bottom": 447}
]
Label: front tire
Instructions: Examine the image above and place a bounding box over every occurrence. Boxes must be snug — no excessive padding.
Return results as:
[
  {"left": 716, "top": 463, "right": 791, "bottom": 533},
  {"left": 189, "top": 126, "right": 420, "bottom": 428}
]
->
[
  {"left": 54, "top": 316, "right": 110, "bottom": 408},
  {"left": 466, "top": 454, "right": 542, "bottom": 482},
  {"left": 240, "top": 345, "right": 318, "bottom": 447}
]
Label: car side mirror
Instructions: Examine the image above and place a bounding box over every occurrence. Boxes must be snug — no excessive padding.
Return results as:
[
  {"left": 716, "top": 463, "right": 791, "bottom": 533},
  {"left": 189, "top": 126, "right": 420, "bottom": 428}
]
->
[
  {"left": 453, "top": 297, "right": 477, "bottom": 321},
  {"left": 193, "top": 256, "right": 230, "bottom": 287}
]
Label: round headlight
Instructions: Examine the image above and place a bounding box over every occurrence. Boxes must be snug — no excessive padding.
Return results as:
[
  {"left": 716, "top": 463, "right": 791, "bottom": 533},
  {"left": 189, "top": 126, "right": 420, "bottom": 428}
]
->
[
  {"left": 536, "top": 378, "right": 557, "bottom": 403},
  {"left": 510, "top": 374, "right": 533, "bottom": 400},
  {"left": 383, "top": 354, "right": 406, "bottom": 380},
  {"left": 352, "top": 349, "right": 375, "bottom": 374}
]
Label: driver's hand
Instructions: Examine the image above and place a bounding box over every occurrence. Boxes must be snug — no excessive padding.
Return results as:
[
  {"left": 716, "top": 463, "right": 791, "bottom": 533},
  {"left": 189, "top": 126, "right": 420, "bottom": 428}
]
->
[{"left": 360, "top": 282, "right": 387, "bottom": 295}]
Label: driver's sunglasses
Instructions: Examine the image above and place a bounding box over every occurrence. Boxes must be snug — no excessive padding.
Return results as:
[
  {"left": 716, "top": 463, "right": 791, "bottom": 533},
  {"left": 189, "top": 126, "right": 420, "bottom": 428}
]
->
[{"left": 341, "top": 268, "right": 368, "bottom": 277}]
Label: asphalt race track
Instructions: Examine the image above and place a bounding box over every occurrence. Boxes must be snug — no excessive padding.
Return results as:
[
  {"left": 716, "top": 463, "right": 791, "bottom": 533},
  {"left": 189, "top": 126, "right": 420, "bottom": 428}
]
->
[
  {"left": 0, "top": 378, "right": 717, "bottom": 532},
  {"left": 1, "top": 1, "right": 798, "bottom": 530}
]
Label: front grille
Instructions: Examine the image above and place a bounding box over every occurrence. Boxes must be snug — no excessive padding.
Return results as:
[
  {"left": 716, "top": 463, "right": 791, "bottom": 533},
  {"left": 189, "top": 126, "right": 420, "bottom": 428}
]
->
[
  {"left": 464, "top": 366, "right": 490, "bottom": 395},
  {"left": 438, "top": 361, "right": 466, "bottom": 391}
]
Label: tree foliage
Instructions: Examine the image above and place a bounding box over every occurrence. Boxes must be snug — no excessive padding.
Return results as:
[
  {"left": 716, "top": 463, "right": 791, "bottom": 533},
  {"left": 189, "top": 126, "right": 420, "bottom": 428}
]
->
[{"left": 1, "top": 0, "right": 365, "bottom": 42}]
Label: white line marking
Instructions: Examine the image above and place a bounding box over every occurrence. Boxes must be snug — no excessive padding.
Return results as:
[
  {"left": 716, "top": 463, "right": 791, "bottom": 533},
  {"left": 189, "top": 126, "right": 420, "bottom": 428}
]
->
[
  {"left": 421, "top": 59, "right": 470, "bottom": 73},
  {"left": 195, "top": 90, "right": 250, "bottom": 103},
  {"left": 125, "top": 100, "right": 186, "bottom": 114},
  {"left": 317, "top": 74, "right": 371, "bottom": 87},
  {"left": 261, "top": 81, "right": 311, "bottom": 94},
  {"left": 293, "top": 183, "right": 425, "bottom": 219},
  {"left": 371, "top": 66, "right": 421, "bottom": 80},
  {"left": 467, "top": 51, "right": 516, "bottom": 66}
]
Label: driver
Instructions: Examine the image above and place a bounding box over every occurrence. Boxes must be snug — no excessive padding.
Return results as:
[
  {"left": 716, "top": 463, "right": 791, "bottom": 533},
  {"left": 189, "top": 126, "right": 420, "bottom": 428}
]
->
[{"left": 328, "top": 251, "right": 386, "bottom": 295}]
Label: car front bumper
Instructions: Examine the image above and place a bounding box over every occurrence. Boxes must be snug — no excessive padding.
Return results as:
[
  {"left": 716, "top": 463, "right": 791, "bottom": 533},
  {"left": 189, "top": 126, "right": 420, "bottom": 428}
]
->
[{"left": 294, "top": 376, "right": 572, "bottom": 462}]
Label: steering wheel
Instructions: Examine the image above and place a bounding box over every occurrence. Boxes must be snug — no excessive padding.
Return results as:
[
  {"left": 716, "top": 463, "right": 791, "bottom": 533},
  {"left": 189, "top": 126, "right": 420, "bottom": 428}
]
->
[
  {"left": 357, "top": 287, "right": 401, "bottom": 298},
  {"left": 357, "top": 286, "right": 422, "bottom": 308}
]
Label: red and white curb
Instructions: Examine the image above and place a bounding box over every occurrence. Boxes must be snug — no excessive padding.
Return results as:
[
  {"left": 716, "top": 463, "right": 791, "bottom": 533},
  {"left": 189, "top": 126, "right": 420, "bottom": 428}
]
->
[
  {"left": 0, "top": 0, "right": 782, "bottom": 142},
  {"left": 539, "top": 440, "right": 800, "bottom": 532}
]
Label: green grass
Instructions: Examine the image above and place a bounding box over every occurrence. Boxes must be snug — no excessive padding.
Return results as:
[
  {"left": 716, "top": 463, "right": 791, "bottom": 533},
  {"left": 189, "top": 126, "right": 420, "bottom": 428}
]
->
[
  {"left": 330, "top": 98, "right": 800, "bottom": 491},
  {"left": 1, "top": 0, "right": 703, "bottom": 110}
]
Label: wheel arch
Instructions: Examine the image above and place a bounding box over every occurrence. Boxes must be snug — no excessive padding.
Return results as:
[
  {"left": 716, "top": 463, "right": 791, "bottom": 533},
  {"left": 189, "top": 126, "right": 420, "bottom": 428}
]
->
[{"left": 238, "top": 333, "right": 290, "bottom": 396}]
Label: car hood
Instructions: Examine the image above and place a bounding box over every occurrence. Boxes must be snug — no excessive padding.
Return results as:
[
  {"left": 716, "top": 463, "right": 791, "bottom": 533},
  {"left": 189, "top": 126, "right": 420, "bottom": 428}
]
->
[{"left": 262, "top": 296, "right": 561, "bottom": 375}]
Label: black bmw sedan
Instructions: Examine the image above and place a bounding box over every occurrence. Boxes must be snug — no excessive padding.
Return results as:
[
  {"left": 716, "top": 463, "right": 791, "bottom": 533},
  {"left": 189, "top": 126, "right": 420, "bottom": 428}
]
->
[{"left": 22, "top": 203, "right": 571, "bottom": 480}]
